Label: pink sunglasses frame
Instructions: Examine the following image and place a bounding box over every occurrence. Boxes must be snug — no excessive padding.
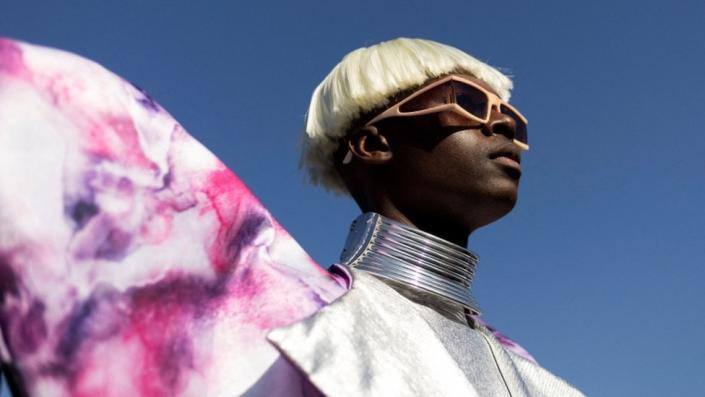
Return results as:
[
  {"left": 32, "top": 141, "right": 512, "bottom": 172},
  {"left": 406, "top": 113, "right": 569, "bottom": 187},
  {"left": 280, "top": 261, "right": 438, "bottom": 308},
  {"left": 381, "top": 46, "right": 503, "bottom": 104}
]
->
[{"left": 342, "top": 75, "right": 529, "bottom": 164}]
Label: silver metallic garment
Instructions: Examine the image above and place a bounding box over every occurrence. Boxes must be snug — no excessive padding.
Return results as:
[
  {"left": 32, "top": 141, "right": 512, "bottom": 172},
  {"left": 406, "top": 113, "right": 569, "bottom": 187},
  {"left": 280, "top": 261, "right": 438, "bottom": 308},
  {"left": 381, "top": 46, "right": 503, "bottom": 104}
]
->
[
  {"left": 268, "top": 270, "right": 584, "bottom": 396},
  {"left": 267, "top": 213, "right": 584, "bottom": 396}
]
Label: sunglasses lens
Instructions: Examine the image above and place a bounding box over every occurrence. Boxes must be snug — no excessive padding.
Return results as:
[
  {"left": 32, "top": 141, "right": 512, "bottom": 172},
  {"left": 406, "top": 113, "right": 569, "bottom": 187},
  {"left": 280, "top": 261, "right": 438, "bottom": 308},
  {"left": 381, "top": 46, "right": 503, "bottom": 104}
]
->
[
  {"left": 398, "top": 84, "right": 452, "bottom": 113},
  {"left": 500, "top": 104, "right": 528, "bottom": 144},
  {"left": 398, "top": 81, "right": 490, "bottom": 119},
  {"left": 451, "top": 81, "right": 489, "bottom": 119}
]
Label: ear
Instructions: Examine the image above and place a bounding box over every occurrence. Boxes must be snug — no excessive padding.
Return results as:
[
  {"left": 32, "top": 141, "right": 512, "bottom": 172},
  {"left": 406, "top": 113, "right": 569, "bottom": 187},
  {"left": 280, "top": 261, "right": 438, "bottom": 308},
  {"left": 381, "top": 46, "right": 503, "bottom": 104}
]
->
[{"left": 346, "top": 126, "right": 393, "bottom": 165}]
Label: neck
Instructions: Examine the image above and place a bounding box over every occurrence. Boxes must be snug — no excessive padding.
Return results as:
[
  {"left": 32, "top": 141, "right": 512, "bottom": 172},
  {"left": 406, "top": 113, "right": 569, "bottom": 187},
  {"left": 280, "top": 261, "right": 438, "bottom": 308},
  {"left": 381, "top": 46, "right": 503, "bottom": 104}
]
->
[{"left": 340, "top": 212, "right": 480, "bottom": 323}]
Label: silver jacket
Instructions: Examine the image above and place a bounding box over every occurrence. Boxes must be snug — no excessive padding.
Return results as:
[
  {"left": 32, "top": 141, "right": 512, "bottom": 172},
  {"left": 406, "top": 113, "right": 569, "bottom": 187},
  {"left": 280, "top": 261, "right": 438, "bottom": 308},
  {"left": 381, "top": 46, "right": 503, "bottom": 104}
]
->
[{"left": 265, "top": 213, "right": 585, "bottom": 396}]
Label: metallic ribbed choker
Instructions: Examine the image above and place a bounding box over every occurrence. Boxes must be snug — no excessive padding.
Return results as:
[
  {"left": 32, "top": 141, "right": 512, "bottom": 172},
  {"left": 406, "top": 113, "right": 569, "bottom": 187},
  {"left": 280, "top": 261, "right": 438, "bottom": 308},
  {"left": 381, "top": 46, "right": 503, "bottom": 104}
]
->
[{"left": 340, "top": 213, "right": 480, "bottom": 320}]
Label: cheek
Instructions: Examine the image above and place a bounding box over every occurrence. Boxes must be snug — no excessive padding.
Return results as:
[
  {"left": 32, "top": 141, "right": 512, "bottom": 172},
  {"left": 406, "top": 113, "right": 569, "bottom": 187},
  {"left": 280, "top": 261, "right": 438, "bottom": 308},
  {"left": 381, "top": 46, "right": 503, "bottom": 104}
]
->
[
  {"left": 428, "top": 130, "right": 489, "bottom": 181},
  {"left": 390, "top": 130, "right": 489, "bottom": 193}
]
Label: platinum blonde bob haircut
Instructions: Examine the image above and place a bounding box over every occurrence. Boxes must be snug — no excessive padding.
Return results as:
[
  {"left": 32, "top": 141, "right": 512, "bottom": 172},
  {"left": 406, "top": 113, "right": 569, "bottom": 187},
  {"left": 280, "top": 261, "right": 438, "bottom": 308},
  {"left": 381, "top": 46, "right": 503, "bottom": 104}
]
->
[{"left": 301, "top": 37, "right": 514, "bottom": 195}]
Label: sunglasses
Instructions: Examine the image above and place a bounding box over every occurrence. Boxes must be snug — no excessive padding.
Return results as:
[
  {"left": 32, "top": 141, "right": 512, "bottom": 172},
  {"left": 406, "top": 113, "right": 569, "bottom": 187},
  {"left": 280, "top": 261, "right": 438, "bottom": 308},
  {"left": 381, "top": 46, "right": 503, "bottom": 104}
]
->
[{"left": 342, "top": 75, "right": 529, "bottom": 164}]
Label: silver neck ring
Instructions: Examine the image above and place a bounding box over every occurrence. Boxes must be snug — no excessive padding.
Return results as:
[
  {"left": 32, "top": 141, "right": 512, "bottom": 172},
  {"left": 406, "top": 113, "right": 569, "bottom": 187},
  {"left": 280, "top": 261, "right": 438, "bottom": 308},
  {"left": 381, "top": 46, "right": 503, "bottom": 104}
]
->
[{"left": 340, "top": 213, "right": 480, "bottom": 316}]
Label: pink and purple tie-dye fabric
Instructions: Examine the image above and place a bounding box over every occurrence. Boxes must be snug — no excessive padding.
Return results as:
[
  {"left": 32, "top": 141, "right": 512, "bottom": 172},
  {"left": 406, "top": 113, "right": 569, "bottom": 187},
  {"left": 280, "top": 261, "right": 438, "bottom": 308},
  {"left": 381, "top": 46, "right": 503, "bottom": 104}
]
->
[{"left": 0, "top": 38, "right": 345, "bottom": 396}]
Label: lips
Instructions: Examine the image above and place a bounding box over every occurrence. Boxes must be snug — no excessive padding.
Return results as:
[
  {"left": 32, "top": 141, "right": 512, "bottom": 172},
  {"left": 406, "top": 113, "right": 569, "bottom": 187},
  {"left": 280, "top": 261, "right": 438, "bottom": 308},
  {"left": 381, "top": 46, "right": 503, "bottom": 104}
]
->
[{"left": 489, "top": 144, "right": 522, "bottom": 175}]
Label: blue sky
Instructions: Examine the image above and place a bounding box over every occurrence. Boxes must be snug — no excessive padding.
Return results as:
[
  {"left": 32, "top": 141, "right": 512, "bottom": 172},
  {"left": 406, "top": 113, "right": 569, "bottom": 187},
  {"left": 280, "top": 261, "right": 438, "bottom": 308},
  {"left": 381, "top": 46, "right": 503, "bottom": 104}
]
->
[{"left": 2, "top": 1, "right": 704, "bottom": 395}]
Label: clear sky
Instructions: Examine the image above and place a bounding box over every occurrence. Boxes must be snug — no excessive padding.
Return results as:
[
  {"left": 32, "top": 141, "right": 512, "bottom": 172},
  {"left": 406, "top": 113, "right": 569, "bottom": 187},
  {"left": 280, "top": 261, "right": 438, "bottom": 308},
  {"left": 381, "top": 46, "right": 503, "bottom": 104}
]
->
[{"left": 2, "top": 1, "right": 704, "bottom": 395}]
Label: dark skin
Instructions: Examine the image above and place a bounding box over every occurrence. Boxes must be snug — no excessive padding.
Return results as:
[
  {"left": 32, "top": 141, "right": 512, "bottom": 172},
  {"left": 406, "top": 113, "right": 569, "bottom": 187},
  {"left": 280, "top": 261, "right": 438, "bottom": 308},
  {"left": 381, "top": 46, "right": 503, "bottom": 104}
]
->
[{"left": 335, "top": 74, "right": 523, "bottom": 247}]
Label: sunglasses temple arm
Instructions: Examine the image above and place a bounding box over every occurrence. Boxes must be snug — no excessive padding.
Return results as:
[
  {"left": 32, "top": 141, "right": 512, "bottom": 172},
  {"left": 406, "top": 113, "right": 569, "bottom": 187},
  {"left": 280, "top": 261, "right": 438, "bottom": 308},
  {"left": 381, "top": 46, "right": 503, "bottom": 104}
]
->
[
  {"left": 513, "top": 139, "right": 530, "bottom": 151},
  {"left": 342, "top": 149, "right": 353, "bottom": 164}
]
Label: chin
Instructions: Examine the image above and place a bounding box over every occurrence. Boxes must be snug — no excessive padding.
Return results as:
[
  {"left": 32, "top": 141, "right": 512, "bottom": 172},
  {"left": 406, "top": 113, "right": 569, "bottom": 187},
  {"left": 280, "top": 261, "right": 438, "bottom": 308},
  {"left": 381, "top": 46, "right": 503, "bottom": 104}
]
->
[
  {"left": 496, "top": 185, "right": 519, "bottom": 213},
  {"left": 465, "top": 188, "right": 519, "bottom": 230},
  {"left": 488, "top": 175, "right": 520, "bottom": 204}
]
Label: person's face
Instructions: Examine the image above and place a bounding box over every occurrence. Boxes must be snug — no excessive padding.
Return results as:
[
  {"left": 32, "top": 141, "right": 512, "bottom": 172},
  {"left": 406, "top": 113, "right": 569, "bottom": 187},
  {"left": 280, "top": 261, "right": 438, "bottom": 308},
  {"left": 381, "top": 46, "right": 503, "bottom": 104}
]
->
[{"left": 378, "top": 74, "right": 524, "bottom": 236}]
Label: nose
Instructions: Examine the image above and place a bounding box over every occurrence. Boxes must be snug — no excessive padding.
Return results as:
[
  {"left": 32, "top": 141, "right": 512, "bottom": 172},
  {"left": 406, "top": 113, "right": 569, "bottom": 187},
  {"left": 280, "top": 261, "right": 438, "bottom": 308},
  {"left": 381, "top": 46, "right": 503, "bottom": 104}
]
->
[{"left": 484, "top": 108, "right": 516, "bottom": 141}]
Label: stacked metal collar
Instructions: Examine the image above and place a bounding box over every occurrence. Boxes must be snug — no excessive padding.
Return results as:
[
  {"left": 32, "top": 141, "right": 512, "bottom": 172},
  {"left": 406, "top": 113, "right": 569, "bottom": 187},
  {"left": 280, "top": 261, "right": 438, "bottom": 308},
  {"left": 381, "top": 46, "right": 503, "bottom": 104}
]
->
[{"left": 340, "top": 212, "right": 480, "bottom": 322}]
